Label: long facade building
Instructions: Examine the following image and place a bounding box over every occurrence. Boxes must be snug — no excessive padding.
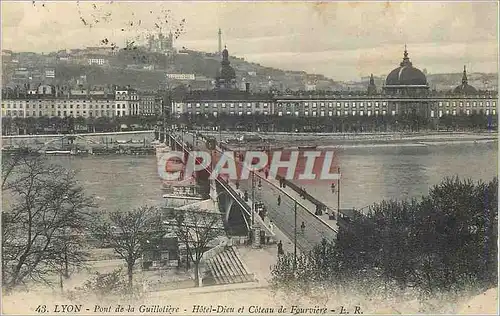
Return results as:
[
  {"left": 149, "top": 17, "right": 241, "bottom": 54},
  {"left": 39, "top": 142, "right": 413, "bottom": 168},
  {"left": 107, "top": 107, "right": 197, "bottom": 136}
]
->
[
  {"left": 2, "top": 46, "right": 498, "bottom": 120},
  {"left": 1, "top": 85, "right": 162, "bottom": 118},
  {"left": 173, "top": 93, "right": 497, "bottom": 118},
  {"left": 172, "top": 47, "right": 498, "bottom": 119}
]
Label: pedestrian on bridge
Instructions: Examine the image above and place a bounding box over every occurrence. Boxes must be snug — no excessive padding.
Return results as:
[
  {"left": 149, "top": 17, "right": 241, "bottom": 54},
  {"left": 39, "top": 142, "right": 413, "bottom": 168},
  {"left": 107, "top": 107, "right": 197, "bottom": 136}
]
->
[
  {"left": 277, "top": 195, "right": 281, "bottom": 206},
  {"left": 269, "top": 221, "right": 274, "bottom": 233},
  {"left": 277, "top": 240, "right": 284, "bottom": 256},
  {"left": 300, "top": 221, "right": 305, "bottom": 235}
]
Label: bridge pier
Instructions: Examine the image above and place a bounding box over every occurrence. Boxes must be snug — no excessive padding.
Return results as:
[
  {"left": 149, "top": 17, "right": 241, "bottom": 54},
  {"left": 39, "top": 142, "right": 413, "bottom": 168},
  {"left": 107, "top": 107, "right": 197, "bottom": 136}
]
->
[
  {"left": 216, "top": 184, "right": 249, "bottom": 236},
  {"left": 223, "top": 195, "right": 235, "bottom": 223}
]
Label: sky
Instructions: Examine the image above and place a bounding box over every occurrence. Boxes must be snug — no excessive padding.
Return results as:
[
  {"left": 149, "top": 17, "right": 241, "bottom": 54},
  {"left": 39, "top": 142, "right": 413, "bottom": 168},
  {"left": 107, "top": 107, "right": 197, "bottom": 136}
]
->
[{"left": 1, "top": 1, "right": 498, "bottom": 81}]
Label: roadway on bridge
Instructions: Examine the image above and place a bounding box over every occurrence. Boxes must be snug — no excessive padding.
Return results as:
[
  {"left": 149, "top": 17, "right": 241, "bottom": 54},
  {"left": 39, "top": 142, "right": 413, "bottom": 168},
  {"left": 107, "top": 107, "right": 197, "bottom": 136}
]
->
[
  {"left": 178, "top": 131, "right": 337, "bottom": 253},
  {"left": 237, "top": 174, "right": 336, "bottom": 253}
]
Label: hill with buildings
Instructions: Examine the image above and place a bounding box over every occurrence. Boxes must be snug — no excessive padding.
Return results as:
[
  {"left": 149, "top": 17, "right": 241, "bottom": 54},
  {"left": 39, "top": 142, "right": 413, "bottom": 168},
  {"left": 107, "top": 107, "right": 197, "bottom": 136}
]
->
[
  {"left": 2, "top": 46, "right": 497, "bottom": 93},
  {"left": 2, "top": 46, "right": 341, "bottom": 92}
]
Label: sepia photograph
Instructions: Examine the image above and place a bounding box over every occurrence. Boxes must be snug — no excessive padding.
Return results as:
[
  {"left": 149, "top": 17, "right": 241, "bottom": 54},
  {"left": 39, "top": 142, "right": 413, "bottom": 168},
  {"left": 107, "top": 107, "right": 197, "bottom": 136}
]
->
[{"left": 1, "top": 1, "right": 498, "bottom": 315}]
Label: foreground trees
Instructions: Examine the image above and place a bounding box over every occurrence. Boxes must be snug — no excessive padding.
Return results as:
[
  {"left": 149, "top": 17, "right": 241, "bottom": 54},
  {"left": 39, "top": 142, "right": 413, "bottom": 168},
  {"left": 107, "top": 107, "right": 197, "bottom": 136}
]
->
[
  {"left": 91, "top": 206, "right": 163, "bottom": 288},
  {"left": 272, "top": 176, "right": 498, "bottom": 295},
  {"left": 178, "top": 113, "right": 495, "bottom": 133},
  {"left": 2, "top": 111, "right": 495, "bottom": 136},
  {"left": 164, "top": 208, "right": 225, "bottom": 287},
  {"left": 2, "top": 151, "right": 96, "bottom": 292}
]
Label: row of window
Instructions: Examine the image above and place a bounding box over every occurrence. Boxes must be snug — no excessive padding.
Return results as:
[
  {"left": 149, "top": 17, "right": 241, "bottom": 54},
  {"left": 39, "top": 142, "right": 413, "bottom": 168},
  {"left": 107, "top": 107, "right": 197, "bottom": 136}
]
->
[
  {"left": 4, "top": 99, "right": 112, "bottom": 104},
  {"left": 186, "top": 102, "right": 270, "bottom": 109},
  {"left": 186, "top": 110, "right": 393, "bottom": 116},
  {"left": 278, "top": 101, "right": 387, "bottom": 108},
  {"left": 5, "top": 110, "right": 114, "bottom": 117},
  {"left": 182, "top": 109, "right": 498, "bottom": 117},
  {"left": 2, "top": 103, "right": 129, "bottom": 110},
  {"left": 272, "top": 100, "right": 497, "bottom": 108},
  {"left": 438, "top": 101, "right": 496, "bottom": 107},
  {"left": 4, "top": 108, "right": 496, "bottom": 118},
  {"left": 181, "top": 100, "right": 497, "bottom": 110},
  {"left": 431, "top": 109, "right": 496, "bottom": 117}
]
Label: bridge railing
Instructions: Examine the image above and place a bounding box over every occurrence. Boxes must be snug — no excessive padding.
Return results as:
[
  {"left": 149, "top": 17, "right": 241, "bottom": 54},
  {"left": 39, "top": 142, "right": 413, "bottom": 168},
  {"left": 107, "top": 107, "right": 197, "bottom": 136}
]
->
[
  {"left": 211, "top": 143, "right": 338, "bottom": 235},
  {"left": 169, "top": 134, "right": 276, "bottom": 237},
  {"left": 275, "top": 174, "right": 333, "bottom": 215}
]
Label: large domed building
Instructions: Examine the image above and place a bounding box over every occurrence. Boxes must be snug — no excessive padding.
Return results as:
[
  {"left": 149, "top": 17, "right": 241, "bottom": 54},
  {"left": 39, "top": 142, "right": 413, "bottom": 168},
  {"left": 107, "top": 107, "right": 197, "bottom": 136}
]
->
[
  {"left": 453, "top": 66, "right": 478, "bottom": 95},
  {"left": 383, "top": 46, "right": 429, "bottom": 97}
]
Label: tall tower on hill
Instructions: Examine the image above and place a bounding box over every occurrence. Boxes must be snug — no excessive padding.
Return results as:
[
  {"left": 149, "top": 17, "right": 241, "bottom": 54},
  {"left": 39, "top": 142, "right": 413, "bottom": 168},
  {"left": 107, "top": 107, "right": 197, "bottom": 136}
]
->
[{"left": 218, "top": 28, "right": 222, "bottom": 56}]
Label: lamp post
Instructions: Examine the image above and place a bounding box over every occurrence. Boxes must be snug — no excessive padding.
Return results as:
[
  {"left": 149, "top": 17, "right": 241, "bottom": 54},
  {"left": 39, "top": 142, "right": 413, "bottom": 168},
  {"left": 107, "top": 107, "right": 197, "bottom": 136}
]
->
[
  {"left": 337, "top": 167, "right": 341, "bottom": 212},
  {"left": 162, "top": 96, "right": 168, "bottom": 143},
  {"left": 293, "top": 200, "right": 297, "bottom": 273},
  {"left": 251, "top": 170, "right": 255, "bottom": 228}
]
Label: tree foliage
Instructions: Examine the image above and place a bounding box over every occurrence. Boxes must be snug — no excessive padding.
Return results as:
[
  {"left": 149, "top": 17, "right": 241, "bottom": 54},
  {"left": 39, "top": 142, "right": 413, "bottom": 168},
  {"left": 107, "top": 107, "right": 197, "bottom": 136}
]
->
[
  {"left": 164, "top": 208, "right": 225, "bottom": 287},
  {"left": 91, "top": 206, "right": 163, "bottom": 289},
  {"left": 66, "top": 268, "right": 144, "bottom": 302},
  {"left": 2, "top": 153, "right": 95, "bottom": 292},
  {"left": 271, "top": 177, "right": 498, "bottom": 296},
  {"left": 177, "top": 112, "right": 495, "bottom": 133},
  {"left": 3, "top": 111, "right": 495, "bottom": 136}
]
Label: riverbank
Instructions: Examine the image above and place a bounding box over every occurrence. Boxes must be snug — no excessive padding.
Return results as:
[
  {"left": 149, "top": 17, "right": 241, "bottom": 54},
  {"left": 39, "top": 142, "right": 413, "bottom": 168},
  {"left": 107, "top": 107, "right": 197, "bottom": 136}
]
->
[
  {"left": 260, "top": 131, "right": 497, "bottom": 143},
  {"left": 2, "top": 131, "right": 496, "bottom": 157},
  {"left": 218, "top": 131, "right": 497, "bottom": 150}
]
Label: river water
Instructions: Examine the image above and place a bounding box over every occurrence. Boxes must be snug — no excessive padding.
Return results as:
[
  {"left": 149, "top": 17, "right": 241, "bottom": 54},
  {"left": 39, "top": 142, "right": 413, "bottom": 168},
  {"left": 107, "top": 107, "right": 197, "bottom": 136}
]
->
[{"left": 45, "top": 140, "right": 497, "bottom": 213}]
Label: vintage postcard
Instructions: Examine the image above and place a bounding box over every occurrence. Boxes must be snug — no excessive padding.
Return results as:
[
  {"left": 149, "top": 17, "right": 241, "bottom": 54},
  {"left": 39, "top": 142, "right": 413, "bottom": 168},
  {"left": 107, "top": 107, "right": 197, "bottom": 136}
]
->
[{"left": 1, "top": 1, "right": 498, "bottom": 315}]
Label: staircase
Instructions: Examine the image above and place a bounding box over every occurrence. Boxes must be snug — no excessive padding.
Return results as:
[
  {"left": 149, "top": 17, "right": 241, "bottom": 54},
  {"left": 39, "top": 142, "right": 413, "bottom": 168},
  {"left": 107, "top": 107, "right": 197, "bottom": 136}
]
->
[{"left": 204, "top": 246, "right": 255, "bottom": 285}]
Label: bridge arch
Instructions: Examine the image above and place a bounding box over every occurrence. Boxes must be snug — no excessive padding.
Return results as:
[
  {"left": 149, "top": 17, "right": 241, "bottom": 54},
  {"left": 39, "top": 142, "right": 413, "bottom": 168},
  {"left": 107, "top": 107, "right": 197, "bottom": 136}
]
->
[{"left": 216, "top": 184, "right": 250, "bottom": 236}]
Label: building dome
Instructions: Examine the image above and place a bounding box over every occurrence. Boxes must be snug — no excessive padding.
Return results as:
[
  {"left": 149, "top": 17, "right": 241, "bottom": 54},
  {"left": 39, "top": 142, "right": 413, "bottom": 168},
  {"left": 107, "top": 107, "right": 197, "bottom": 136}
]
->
[
  {"left": 385, "top": 47, "right": 427, "bottom": 86},
  {"left": 454, "top": 84, "right": 477, "bottom": 94},
  {"left": 454, "top": 66, "right": 477, "bottom": 94}
]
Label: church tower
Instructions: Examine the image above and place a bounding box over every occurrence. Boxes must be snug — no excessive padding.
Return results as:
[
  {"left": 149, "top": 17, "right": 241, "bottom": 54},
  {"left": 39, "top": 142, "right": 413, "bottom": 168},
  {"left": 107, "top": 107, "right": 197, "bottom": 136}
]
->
[
  {"left": 215, "top": 45, "right": 236, "bottom": 90},
  {"left": 367, "top": 74, "right": 377, "bottom": 95}
]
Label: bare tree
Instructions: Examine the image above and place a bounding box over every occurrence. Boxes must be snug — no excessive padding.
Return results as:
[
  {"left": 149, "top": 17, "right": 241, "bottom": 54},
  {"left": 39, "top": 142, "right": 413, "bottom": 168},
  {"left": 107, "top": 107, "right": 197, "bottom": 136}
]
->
[
  {"left": 1, "top": 148, "right": 36, "bottom": 190},
  {"left": 92, "top": 206, "right": 163, "bottom": 289},
  {"left": 165, "top": 208, "right": 225, "bottom": 287},
  {"left": 2, "top": 153, "right": 95, "bottom": 292}
]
